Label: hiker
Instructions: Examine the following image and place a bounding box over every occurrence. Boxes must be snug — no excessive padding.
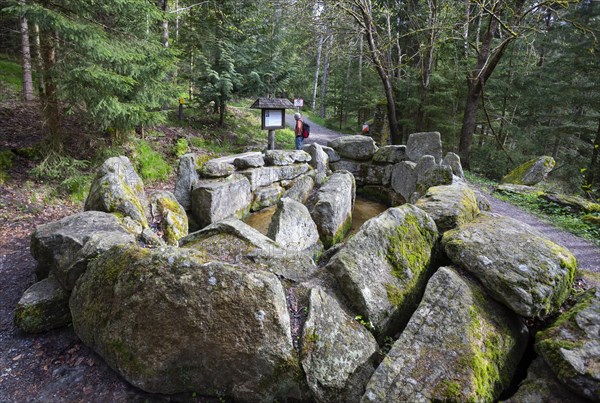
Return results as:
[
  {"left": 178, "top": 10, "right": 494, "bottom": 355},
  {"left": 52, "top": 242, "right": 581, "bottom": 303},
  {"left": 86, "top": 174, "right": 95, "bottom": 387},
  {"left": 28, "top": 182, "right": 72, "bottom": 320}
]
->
[{"left": 294, "top": 112, "right": 304, "bottom": 150}]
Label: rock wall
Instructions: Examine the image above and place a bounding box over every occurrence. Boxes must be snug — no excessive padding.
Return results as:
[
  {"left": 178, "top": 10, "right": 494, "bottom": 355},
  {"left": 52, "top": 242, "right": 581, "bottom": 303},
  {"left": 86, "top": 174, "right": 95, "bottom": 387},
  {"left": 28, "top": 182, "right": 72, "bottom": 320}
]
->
[{"left": 18, "top": 132, "right": 594, "bottom": 402}]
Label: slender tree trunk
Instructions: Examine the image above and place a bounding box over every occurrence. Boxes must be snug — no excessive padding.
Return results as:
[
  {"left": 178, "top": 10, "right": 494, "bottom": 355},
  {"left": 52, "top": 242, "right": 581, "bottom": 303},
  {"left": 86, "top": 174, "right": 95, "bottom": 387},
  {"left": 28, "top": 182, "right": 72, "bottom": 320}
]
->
[
  {"left": 464, "top": 0, "right": 470, "bottom": 58},
  {"left": 157, "top": 0, "right": 169, "bottom": 47},
  {"left": 320, "top": 46, "right": 330, "bottom": 118},
  {"left": 312, "top": 34, "right": 324, "bottom": 111},
  {"left": 356, "top": 0, "right": 400, "bottom": 144},
  {"left": 19, "top": 1, "right": 34, "bottom": 101},
  {"left": 40, "top": 30, "right": 61, "bottom": 150},
  {"left": 585, "top": 119, "right": 600, "bottom": 189},
  {"left": 33, "top": 24, "right": 44, "bottom": 96},
  {"left": 416, "top": 0, "right": 437, "bottom": 131}
]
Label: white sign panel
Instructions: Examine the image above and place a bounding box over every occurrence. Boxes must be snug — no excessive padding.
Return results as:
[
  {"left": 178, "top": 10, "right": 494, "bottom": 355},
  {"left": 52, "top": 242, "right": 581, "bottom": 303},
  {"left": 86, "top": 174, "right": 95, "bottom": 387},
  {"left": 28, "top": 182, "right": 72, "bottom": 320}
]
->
[
  {"left": 294, "top": 98, "right": 304, "bottom": 107},
  {"left": 264, "top": 109, "right": 283, "bottom": 127}
]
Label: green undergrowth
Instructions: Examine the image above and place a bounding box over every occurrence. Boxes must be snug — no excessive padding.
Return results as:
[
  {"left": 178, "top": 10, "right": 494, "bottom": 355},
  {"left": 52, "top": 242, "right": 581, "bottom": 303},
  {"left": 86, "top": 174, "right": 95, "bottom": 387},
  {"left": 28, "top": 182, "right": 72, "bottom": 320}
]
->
[
  {"left": 465, "top": 172, "right": 600, "bottom": 246},
  {"left": 131, "top": 139, "right": 172, "bottom": 183},
  {"left": 0, "top": 59, "right": 22, "bottom": 98}
]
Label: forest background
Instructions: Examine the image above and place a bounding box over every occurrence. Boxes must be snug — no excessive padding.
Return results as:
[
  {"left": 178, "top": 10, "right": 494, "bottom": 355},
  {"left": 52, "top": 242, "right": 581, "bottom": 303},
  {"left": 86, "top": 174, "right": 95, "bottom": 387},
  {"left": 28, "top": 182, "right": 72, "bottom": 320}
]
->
[{"left": 0, "top": 0, "right": 599, "bottom": 200}]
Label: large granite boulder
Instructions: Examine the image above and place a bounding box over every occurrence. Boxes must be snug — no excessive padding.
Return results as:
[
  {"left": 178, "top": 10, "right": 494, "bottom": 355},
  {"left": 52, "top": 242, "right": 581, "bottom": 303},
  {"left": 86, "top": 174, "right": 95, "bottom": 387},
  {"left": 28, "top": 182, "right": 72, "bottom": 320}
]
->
[
  {"left": 503, "top": 357, "right": 589, "bottom": 403},
  {"left": 233, "top": 153, "right": 265, "bottom": 169},
  {"left": 301, "top": 287, "right": 378, "bottom": 403},
  {"left": 328, "top": 135, "right": 377, "bottom": 161},
  {"left": 251, "top": 183, "right": 284, "bottom": 211},
  {"left": 442, "top": 213, "right": 577, "bottom": 318},
  {"left": 190, "top": 174, "right": 252, "bottom": 228},
  {"left": 390, "top": 161, "right": 417, "bottom": 202},
  {"left": 535, "top": 287, "right": 600, "bottom": 401},
  {"left": 264, "top": 150, "right": 311, "bottom": 166},
  {"left": 326, "top": 204, "right": 438, "bottom": 338},
  {"left": 322, "top": 146, "right": 341, "bottom": 163},
  {"left": 14, "top": 277, "right": 71, "bottom": 333},
  {"left": 415, "top": 183, "right": 480, "bottom": 233},
  {"left": 70, "top": 245, "right": 306, "bottom": 401},
  {"left": 372, "top": 145, "right": 407, "bottom": 165},
  {"left": 362, "top": 266, "right": 528, "bottom": 402},
  {"left": 84, "top": 156, "right": 148, "bottom": 227},
  {"left": 416, "top": 164, "right": 453, "bottom": 195},
  {"left": 502, "top": 156, "right": 556, "bottom": 186},
  {"left": 330, "top": 160, "right": 392, "bottom": 186},
  {"left": 311, "top": 171, "right": 356, "bottom": 248},
  {"left": 199, "top": 159, "right": 235, "bottom": 178},
  {"left": 267, "top": 197, "right": 322, "bottom": 257},
  {"left": 180, "top": 219, "right": 318, "bottom": 282},
  {"left": 148, "top": 191, "right": 188, "bottom": 245},
  {"left": 30, "top": 211, "right": 136, "bottom": 290},
  {"left": 173, "top": 153, "right": 199, "bottom": 210},
  {"left": 406, "top": 131, "right": 443, "bottom": 163}
]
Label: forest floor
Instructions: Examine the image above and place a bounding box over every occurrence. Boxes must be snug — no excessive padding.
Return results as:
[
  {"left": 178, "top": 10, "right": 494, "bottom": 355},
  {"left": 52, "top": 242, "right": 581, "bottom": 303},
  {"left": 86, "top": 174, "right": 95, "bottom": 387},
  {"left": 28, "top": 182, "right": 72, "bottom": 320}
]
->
[{"left": 1, "top": 108, "right": 599, "bottom": 401}]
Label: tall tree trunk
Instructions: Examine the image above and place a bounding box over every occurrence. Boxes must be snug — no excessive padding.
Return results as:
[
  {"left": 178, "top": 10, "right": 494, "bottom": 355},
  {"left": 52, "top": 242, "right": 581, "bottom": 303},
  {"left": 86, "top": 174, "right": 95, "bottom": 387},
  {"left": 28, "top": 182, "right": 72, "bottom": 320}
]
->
[
  {"left": 33, "top": 24, "right": 44, "bottom": 96},
  {"left": 19, "top": 0, "right": 34, "bottom": 101},
  {"left": 355, "top": 0, "right": 401, "bottom": 144},
  {"left": 157, "top": 0, "right": 169, "bottom": 47},
  {"left": 458, "top": 0, "right": 524, "bottom": 169},
  {"left": 312, "top": 33, "right": 324, "bottom": 111},
  {"left": 40, "top": 30, "right": 61, "bottom": 150},
  {"left": 416, "top": 0, "right": 437, "bottom": 132},
  {"left": 585, "top": 119, "right": 600, "bottom": 190},
  {"left": 320, "top": 46, "right": 330, "bottom": 118}
]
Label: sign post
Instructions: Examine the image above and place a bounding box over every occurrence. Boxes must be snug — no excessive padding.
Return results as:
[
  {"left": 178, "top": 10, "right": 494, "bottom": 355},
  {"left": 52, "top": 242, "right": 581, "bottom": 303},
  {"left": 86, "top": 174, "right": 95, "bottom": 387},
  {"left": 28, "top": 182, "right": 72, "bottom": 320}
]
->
[
  {"left": 178, "top": 97, "right": 185, "bottom": 124},
  {"left": 250, "top": 98, "right": 295, "bottom": 150},
  {"left": 293, "top": 97, "right": 304, "bottom": 113}
]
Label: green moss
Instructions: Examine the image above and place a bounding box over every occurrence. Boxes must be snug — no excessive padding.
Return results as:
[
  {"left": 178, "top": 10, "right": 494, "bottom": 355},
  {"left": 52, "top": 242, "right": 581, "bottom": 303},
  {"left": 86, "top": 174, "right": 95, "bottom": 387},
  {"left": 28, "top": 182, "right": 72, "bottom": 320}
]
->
[
  {"left": 302, "top": 327, "right": 319, "bottom": 357},
  {"left": 14, "top": 303, "right": 44, "bottom": 333},
  {"left": 582, "top": 214, "right": 600, "bottom": 226},
  {"left": 436, "top": 379, "right": 463, "bottom": 401},
  {"left": 322, "top": 215, "right": 353, "bottom": 249}
]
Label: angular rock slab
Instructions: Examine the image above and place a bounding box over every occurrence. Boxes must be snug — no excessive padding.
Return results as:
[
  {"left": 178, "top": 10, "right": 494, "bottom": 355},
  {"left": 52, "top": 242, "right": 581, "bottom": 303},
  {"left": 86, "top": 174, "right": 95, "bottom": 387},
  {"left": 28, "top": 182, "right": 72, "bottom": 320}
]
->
[
  {"left": 442, "top": 152, "right": 465, "bottom": 179},
  {"left": 303, "top": 143, "right": 329, "bottom": 176},
  {"left": 14, "top": 277, "right": 71, "bottom": 333},
  {"left": 502, "top": 156, "right": 556, "bottom": 186},
  {"left": 535, "top": 287, "right": 600, "bottom": 401},
  {"left": 328, "top": 135, "right": 378, "bottom": 161},
  {"left": 415, "top": 183, "right": 480, "bottom": 233},
  {"left": 502, "top": 357, "right": 589, "bottom": 403},
  {"left": 70, "top": 245, "right": 305, "bottom": 401},
  {"left": 30, "top": 211, "right": 135, "bottom": 290},
  {"left": 406, "top": 131, "right": 443, "bottom": 163},
  {"left": 251, "top": 183, "right": 284, "bottom": 212},
  {"left": 268, "top": 197, "right": 322, "bottom": 257},
  {"left": 311, "top": 171, "right": 356, "bottom": 249},
  {"left": 264, "top": 150, "right": 311, "bottom": 166},
  {"left": 180, "top": 219, "right": 317, "bottom": 282},
  {"left": 174, "top": 153, "right": 199, "bottom": 210},
  {"left": 330, "top": 160, "right": 393, "bottom": 186},
  {"left": 191, "top": 174, "right": 252, "bottom": 228},
  {"left": 362, "top": 267, "right": 528, "bottom": 403},
  {"left": 416, "top": 164, "right": 453, "bottom": 195},
  {"left": 282, "top": 175, "right": 315, "bottom": 204},
  {"left": 301, "top": 288, "right": 378, "bottom": 403},
  {"left": 148, "top": 190, "right": 188, "bottom": 245},
  {"left": 84, "top": 156, "right": 148, "bottom": 227},
  {"left": 233, "top": 153, "right": 265, "bottom": 169},
  {"left": 390, "top": 161, "right": 417, "bottom": 201},
  {"left": 326, "top": 204, "right": 438, "bottom": 337},
  {"left": 442, "top": 213, "right": 577, "bottom": 318},
  {"left": 241, "top": 164, "right": 311, "bottom": 191}
]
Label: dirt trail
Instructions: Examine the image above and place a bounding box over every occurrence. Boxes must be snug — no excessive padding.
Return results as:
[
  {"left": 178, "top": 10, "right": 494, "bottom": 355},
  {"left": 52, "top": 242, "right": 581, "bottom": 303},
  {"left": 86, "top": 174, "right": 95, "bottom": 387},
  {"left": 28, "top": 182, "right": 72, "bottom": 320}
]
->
[{"left": 284, "top": 113, "right": 346, "bottom": 146}]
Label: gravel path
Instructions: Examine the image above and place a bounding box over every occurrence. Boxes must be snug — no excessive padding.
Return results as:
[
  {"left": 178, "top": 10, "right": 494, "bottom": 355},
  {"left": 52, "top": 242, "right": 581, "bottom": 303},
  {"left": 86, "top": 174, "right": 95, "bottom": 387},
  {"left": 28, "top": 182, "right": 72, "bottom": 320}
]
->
[
  {"left": 284, "top": 113, "right": 346, "bottom": 146},
  {"left": 477, "top": 187, "right": 600, "bottom": 273}
]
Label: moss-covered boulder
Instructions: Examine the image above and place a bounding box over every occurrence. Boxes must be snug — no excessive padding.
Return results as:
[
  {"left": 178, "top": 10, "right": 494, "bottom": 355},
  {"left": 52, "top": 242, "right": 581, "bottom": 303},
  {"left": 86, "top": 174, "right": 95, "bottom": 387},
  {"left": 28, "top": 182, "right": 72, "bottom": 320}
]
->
[
  {"left": 30, "top": 211, "right": 136, "bottom": 290},
  {"left": 330, "top": 160, "right": 393, "bottom": 186},
  {"left": 502, "top": 156, "right": 556, "bottom": 186},
  {"left": 372, "top": 145, "right": 407, "bottom": 165},
  {"left": 70, "top": 245, "right": 307, "bottom": 401},
  {"left": 190, "top": 174, "right": 252, "bottom": 228},
  {"left": 328, "top": 135, "right": 378, "bottom": 161},
  {"left": 443, "top": 213, "right": 576, "bottom": 318},
  {"left": 180, "top": 219, "right": 318, "bottom": 282},
  {"left": 535, "top": 287, "right": 600, "bottom": 401},
  {"left": 84, "top": 156, "right": 149, "bottom": 227},
  {"left": 301, "top": 287, "right": 378, "bottom": 403},
  {"left": 326, "top": 204, "right": 438, "bottom": 338},
  {"left": 311, "top": 171, "right": 356, "bottom": 248},
  {"left": 362, "top": 266, "right": 528, "bottom": 402},
  {"left": 173, "top": 153, "right": 199, "bottom": 210},
  {"left": 502, "top": 357, "right": 588, "bottom": 403},
  {"left": 415, "top": 183, "right": 480, "bottom": 233},
  {"left": 406, "top": 131, "right": 443, "bottom": 163},
  {"left": 267, "top": 197, "right": 323, "bottom": 258},
  {"left": 14, "top": 277, "right": 71, "bottom": 333},
  {"left": 415, "top": 164, "right": 453, "bottom": 195},
  {"left": 541, "top": 192, "right": 600, "bottom": 213},
  {"left": 148, "top": 190, "right": 188, "bottom": 245}
]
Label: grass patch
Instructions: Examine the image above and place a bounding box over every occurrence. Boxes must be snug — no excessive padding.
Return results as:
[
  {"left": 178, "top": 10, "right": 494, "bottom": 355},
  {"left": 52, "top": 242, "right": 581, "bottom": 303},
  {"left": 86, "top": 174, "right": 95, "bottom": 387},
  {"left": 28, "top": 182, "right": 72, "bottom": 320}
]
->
[
  {"left": 0, "top": 59, "right": 23, "bottom": 92},
  {"left": 30, "top": 152, "right": 92, "bottom": 203},
  {"left": 131, "top": 139, "right": 172, "bottom": 183}
]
